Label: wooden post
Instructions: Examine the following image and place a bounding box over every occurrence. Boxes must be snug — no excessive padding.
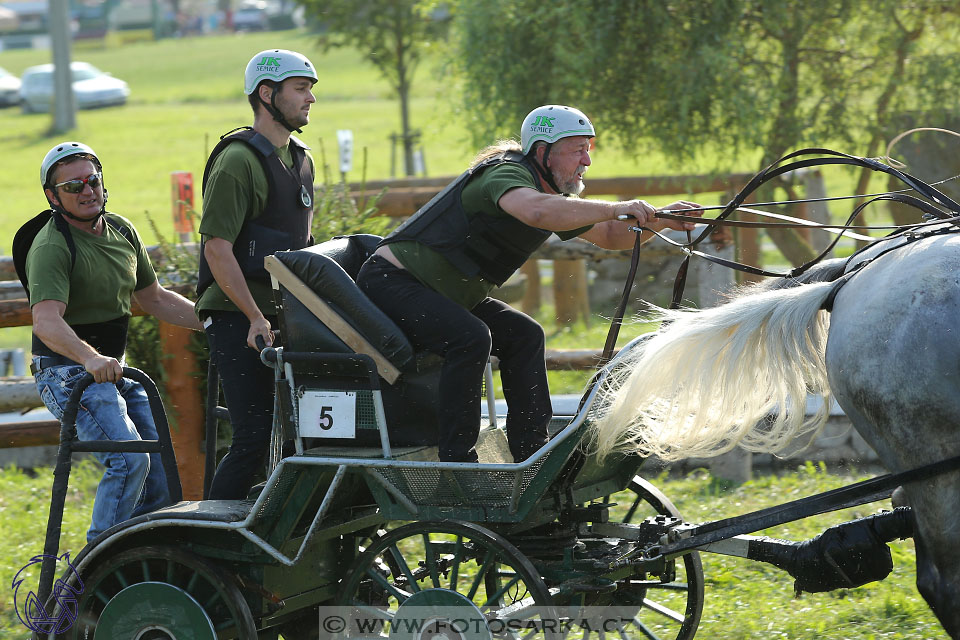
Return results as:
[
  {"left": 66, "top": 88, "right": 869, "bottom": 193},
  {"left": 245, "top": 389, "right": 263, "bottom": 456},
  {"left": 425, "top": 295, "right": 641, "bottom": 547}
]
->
[
  {"left": 731, "top": 189, "right": 763, "bottom": 284},
  {"left": 803, "top": 169, "right": 833, "bottom": 256},
  {"left": 158, "top": 320, "right": 204, "bottom": 500},
  {"left": 553, "top": 259, "right": 587, "bottom": 326},
  {"left": 574, "top": 259, "right": 590, "bottom": 328},
  {"left": 519, "top": 260, "right": 541, "bottom": 315}
]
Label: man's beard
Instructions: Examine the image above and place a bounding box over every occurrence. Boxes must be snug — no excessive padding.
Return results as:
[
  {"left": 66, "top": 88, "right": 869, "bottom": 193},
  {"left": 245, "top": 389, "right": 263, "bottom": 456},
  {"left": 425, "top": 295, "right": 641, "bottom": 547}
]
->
[{"left": 556, "top": 168, "right": 587, "bottom": 195}]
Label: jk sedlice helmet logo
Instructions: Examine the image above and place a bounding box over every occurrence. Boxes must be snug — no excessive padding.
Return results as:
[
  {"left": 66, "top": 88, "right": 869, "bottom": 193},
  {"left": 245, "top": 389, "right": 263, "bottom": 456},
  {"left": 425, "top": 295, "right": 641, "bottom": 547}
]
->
[
  {"left": 11, "top": 552, "right": 84, "bottom": 634},
  {"left": 257, "top": 56, "right": 282, "bottom": 70},
  {"left": 528, "top": 115, "right": 556, "bottom": 134}
]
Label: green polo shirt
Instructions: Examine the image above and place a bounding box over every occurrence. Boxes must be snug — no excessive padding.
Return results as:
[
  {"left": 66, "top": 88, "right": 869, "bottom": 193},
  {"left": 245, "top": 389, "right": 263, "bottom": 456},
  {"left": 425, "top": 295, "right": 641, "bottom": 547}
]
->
[
  {"left": 196, "top": 139, "right": 315, "bottom": 316},
  {"left": 391, "top": 162, "right": 590, "bottom": 309},
  {"left": 26, "top": 212, "right": 156, "bottom": 323}
]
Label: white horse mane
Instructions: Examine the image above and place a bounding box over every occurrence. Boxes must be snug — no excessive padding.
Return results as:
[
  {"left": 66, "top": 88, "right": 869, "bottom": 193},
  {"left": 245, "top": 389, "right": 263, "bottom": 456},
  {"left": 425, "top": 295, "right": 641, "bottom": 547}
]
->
[{"left": 588, "top": 281, "right": 838, "bottom": 462}]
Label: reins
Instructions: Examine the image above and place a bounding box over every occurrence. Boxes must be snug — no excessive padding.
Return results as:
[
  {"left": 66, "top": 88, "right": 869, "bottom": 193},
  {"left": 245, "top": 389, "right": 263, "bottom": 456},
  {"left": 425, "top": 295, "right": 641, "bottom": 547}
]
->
[
  {"left": 595, "top": 148, "right": 960, "bottom": 547},
  {"left": 660, "top": 149, "right": 960, "bottom": 298},
  {"left": 598, "top": 148, "right": 960, "bottom": 364}
]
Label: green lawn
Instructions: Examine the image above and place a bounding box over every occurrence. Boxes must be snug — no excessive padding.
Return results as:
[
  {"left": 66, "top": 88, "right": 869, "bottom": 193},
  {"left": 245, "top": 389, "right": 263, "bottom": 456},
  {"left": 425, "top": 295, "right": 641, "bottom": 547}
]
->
[{"left": 0, "top": 460, "right": 943, "bottom": 639}]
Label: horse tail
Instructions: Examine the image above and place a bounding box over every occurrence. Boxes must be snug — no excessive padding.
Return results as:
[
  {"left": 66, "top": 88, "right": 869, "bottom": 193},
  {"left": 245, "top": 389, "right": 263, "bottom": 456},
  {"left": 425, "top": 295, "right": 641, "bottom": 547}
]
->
[{"left": 590, "top": 281, "right": 837, "bottom": 462}]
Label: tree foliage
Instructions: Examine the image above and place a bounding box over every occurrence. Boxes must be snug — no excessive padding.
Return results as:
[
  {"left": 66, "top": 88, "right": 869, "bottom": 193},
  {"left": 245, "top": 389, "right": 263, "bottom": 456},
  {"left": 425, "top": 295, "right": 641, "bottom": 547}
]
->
[
  {"left": 450, "top": 0, "right": 960, "bottom": 165},
  {"left": 449, "top": 0, "right": 960, "bottom": 262},
  {"left": 301, "top": 0, "right": 450, "bottom": 175}
]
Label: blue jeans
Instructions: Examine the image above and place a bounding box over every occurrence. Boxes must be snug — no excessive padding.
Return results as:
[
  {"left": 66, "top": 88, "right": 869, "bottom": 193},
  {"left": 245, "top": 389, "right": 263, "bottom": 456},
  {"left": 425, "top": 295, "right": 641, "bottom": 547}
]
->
[{"left": 34, "top": 363, "right": 172, "bottom": 542}]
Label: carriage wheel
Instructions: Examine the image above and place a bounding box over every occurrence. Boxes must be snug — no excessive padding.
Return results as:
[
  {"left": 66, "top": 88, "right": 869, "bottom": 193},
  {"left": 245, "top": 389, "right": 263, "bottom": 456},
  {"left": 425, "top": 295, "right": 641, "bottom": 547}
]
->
[
  {"left": 62, "top": 545, "right": 257, "bottom": 640},
  {"left": 595, "top": 476, "right": 705, "bottom": 640},
  {"left": 337, "top": 520, "right": 559, "bottom": 639}
]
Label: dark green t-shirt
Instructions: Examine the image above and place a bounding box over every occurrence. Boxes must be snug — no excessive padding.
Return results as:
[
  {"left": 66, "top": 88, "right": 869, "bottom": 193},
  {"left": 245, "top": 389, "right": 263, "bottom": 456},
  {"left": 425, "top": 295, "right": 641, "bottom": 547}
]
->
[
  {"left": 196, "top": 138, "right": 315, "bottom": 316},
  {"left": 391, "top": 162, "right": 590, "bottom": 308},
  {"left": 26, "top": 212, "right": 156, "bottom": 324}
]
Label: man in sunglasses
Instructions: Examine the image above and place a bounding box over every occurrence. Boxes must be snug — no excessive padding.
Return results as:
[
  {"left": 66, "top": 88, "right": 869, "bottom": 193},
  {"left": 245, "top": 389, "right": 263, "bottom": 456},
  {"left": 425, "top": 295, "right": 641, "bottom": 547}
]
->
[
  {"left": 24, "top": 141, "right": 202, "bottom": 543},
  {"left": 195, "top": 49, "right": 317, "bottom": 499}
]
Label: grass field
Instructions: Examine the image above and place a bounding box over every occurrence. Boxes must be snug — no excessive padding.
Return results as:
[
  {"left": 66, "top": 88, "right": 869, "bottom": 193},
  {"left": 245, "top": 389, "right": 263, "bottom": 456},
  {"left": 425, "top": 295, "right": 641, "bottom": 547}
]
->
[
  {"left": 0, "top": 29, "right": 894, "bottom": 247},
  {"left": 0, "top": 460, "right": 944, "bottom": 639},
  {"left": 0, "top": 29, "right": 761, "bottom": 250}
]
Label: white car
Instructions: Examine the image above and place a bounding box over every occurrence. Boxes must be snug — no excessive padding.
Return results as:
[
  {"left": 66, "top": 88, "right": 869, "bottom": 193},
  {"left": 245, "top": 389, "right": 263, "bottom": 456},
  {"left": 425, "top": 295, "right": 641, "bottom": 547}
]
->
[
  {"left": 19, "top": 61, "right": 129, "bottom": 114},
  {"left": 233, "top": 0, "right": 270, "bottom": 31},
  {"left": 0, "top": 66, "right": 21, "bottom": 107}
]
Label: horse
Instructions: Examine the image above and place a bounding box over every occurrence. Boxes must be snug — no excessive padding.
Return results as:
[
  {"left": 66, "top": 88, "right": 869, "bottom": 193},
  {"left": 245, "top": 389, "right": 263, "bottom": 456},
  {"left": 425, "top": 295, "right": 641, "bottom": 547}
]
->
[{"left": 589, "top": 221, "right": 960, "bottom": 638}]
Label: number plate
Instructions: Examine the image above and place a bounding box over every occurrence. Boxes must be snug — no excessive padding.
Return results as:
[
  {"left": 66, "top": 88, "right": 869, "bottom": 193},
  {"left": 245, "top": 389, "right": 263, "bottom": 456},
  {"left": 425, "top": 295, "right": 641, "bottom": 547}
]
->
[{"left": 298, "top": 391, "right": 357, "bottom": 438}]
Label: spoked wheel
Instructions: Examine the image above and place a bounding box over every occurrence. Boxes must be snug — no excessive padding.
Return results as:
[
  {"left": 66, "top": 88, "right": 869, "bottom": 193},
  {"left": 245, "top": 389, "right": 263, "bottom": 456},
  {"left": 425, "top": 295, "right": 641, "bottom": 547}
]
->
[
  {"left": 594, "top": 476, "right": 705, "bottom": 640},
  {"left": 62, "top": 545, "right": 256, "bottom": 640},
  {"left": 337, "top": 520, "right": 559, "bottom": 639}
]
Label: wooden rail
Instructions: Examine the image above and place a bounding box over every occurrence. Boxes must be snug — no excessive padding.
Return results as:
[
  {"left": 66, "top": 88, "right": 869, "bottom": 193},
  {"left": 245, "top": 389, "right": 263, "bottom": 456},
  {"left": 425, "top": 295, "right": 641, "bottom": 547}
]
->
[{"left": 354, "top": 173, "right": 754, "bottom": 217}]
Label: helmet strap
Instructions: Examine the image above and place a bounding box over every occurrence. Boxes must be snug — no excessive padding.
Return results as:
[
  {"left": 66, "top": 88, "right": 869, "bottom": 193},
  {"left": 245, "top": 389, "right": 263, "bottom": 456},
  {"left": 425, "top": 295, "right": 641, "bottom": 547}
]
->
[
  {"left": 529, "top": 144, "right": 564, "bottom": 195},
  {"left": 260, "top": 83, "right": 303, "bottom": 134},
  {"left": 47, "top": 186, "right": 108, "bottom": 229}
]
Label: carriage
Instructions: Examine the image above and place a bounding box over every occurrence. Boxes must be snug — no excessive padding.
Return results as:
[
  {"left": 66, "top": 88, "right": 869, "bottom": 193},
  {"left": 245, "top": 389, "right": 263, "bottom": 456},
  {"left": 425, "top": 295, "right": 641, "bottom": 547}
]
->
[{"left": 31, "top": 225, "right": 928, "bottom": 640}]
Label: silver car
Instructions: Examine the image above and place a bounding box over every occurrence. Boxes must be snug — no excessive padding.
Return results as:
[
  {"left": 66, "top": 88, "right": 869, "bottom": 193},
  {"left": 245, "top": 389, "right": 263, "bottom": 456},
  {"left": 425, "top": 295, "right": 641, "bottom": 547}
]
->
[
  {"left": 0, "top": 66, "right": 21, "bottom": 107},
  {"left": 20, "top": 61, "right": 129, "bottom": 114}
]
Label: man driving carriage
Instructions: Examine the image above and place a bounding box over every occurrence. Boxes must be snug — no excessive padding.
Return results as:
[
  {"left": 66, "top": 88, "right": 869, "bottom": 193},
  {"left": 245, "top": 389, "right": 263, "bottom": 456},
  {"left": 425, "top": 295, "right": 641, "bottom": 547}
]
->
[{"left": 356, "top": 105, "right": 702, "bottom": 462}]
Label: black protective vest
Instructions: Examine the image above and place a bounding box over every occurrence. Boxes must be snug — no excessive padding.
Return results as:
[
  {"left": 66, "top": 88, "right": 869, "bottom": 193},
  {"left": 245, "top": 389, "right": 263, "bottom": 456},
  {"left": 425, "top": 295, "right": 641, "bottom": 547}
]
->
[
  {"left": 381, "top": 152, "right": 551, "bottom": 286},
  {"left": 197, "top": 127, "right": 314, "bottom": 297},
  {"left": 16, "top": 212, "right": 135, "bottom": 359}
]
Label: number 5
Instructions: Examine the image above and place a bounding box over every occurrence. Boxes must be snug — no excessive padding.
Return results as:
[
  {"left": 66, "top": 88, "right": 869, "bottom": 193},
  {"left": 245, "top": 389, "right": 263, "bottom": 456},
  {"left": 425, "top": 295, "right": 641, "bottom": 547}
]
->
[{"left": 319, "top": 406, "right": 334, "bottom": 430}]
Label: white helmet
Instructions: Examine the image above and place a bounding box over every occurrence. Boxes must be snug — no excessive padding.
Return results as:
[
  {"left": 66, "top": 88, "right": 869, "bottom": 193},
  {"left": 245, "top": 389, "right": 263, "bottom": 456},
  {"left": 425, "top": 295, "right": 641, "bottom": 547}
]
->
[
  {"left": 244, "top": 49, "right": 318, "bottom": 95},
  {"left": 521, "top": 105, "right": 595, "bottom": 155},
  {"left": 41, "top": 141, "right": 102, "bottom": 188}
]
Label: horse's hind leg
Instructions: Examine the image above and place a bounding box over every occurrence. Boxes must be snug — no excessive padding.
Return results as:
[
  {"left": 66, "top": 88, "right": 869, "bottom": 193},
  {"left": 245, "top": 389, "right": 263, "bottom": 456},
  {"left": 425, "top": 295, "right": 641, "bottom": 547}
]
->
[
  {"left": 836, "top": 396, "right": 960, "bottom": 638},
  {"left": 829, "top": 348, "right": 960, "bottom": 638},
  {"left": 916, "top": 533, "right": 960, "bottom": 639},
  {"left": 827, "top": 273, "right": 960, "bottom": 638}
]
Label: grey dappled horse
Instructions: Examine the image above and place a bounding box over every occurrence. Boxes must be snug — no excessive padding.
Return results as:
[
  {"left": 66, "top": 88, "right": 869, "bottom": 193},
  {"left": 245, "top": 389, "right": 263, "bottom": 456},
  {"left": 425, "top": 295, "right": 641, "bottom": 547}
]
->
[{"left": 591, "top": 223, "right": 960, "bottom": 638}]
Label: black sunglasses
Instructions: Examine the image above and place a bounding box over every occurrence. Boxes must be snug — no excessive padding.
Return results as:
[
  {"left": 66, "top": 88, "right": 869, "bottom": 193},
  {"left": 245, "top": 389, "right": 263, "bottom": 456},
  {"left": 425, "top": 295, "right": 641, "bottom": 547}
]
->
[{"left": 54, "top": 173, "right": 103, "bottom": 194}]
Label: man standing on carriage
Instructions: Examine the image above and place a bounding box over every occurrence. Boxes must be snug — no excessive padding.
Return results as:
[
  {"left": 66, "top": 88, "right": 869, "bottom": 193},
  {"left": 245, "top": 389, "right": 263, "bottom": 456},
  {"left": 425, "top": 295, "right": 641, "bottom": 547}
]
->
[
  {"left": 196, "top": 49, "right": 318, "bottom": 499},
  {"left": 20, "top": 142, "right": 202, "bottom": 542},
  {"left": 357, "top": 105, "right": 702, "bottom": 463}
]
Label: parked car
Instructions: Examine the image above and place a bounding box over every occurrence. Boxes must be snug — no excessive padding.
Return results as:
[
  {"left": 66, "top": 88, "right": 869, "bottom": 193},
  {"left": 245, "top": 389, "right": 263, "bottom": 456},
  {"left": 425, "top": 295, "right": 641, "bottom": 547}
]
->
[
  {"left": 0, "top": 66, "right": 21, "bottom": 107},
  {"left": 19, "top": 61, "right": 129, "bottom": 114},
  {"left": 233, "top": 0, "right": 270, "bottom": 31}
]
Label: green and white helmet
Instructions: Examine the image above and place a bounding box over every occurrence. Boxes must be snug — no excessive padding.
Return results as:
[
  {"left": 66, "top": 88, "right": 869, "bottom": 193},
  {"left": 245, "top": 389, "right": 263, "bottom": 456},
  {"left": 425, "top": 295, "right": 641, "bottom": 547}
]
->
[
  {"left": 40, "top": 141, "right": 101, "bottom": 188},
  {"left": 244, "top": 49, "right": 318, "bottom": 95},
  {"left": 521, "top": 105, "right": 595, "bottom": 155}
]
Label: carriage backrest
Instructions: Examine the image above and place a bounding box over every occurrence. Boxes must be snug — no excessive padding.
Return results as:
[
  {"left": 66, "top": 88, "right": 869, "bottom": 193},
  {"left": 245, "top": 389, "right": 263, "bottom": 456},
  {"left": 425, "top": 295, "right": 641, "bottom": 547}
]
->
[
  {"left": 267, "top": 235, "right": 442, "bottom": 449},
  {"left": 271, "top": 235, "right": 415, "bottom": 371}
]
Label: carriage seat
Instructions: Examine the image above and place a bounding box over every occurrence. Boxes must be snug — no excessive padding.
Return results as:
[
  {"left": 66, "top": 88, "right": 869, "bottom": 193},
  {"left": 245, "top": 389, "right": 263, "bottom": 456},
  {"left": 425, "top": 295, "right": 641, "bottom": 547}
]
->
[{"left": 265, "top": 235, "right": 442, "bottom": 449}]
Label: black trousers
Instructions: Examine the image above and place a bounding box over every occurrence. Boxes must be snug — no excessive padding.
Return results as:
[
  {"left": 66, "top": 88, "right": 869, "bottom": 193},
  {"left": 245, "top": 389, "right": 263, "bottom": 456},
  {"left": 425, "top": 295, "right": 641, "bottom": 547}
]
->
[
  {"left": 204, "top": 310, "right": 276, "bottom": 499},
  {"left": 357, "top": 256, "right": 551, "bottom": 461}
]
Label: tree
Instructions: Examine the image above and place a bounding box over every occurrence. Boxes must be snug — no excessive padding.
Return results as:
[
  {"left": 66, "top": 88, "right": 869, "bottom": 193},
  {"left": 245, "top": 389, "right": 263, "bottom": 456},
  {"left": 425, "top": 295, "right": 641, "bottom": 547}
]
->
[
  {"left": 449, "top": 0, "right": 960, "bottom": 264},
  {"left": 301, "top": 0, "right": 450, "bottom": 176}
]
